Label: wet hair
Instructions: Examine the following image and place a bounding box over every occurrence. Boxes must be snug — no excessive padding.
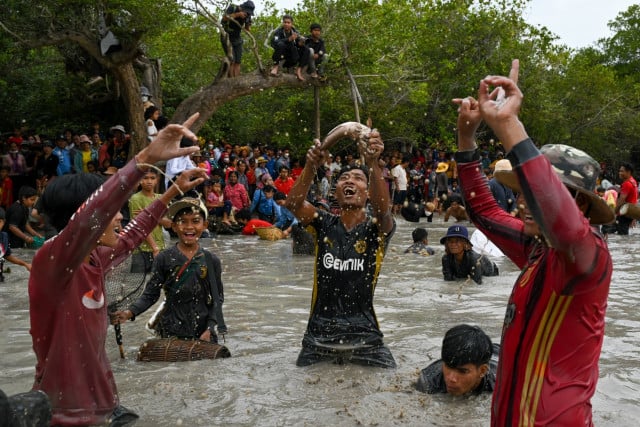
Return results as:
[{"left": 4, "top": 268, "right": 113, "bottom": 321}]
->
[
  {"left": 155, "top": 115, "right": 169, "bottom": 130},
  {"left": 235, "top": 207, "right": 252, "bottom": 221},
  {"left": 337, "top": 164, "right": 369, "bottom": 182},
  {"left": 18, "top": 186, "right": 38, "bottom": 200},
  {"left": 173, "top": 206, "right": 206, "bottom": 221},
  {"left": 449, "top": 194, "right": 464, "bottom": 205},
  {"left": 412, "top": 227, "right": 428, "bottom": 243},
  {"left": 441, "top": 324, "right": 492, "bottom": 368},
  {"left": 40, "top": 173, "right": 107, "bottom": 231}
]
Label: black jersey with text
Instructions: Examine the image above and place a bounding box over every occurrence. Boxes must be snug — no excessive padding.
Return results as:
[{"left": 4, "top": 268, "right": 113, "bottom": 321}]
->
[{"left": 304, "top": 210, "right": 395, "bottom": 348}]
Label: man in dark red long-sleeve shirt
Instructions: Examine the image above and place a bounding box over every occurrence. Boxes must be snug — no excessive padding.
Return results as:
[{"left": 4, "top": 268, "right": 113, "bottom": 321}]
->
[
  {"left": 453, "top": 60, "right": 613, "bottom": 426},
  {"left": 29, "top": 115, "right": 207, "bottom": 426}
]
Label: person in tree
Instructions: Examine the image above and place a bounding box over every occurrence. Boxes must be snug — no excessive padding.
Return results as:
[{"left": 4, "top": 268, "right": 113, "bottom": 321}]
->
[
  {"left": 269, "top": 14, "right": 305, "bottom": 81},
  {"left": 28, "top": 114, "right": 207, "bottom": 426},
  {"left": 303, "top": 23, "right": 325, "bottom": 78},
  {"left": 453, "top": 59, "right": 613, "bottom": 425},
  {"left": 285, "top": 130, "right": 396, "bottom": 368},
  {"left": 220, "top": 1, "right": 255, "bottom": 78}
]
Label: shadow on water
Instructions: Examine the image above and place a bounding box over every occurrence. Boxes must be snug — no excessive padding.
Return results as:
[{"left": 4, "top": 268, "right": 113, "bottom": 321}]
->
[{"left": 1, "top": 216, "right": 639, "bottom": 426}]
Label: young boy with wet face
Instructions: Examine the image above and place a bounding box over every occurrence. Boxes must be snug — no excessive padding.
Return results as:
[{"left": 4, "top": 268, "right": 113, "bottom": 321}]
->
[
  {"left": 416, "top": 324, "right": 499, "bottom": 396},
  {"left": 112, "top": 197, "right": 227, "bottom": 344}
]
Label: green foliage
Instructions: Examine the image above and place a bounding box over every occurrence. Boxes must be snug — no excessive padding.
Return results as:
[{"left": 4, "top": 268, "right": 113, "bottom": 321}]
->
[
  {"left": 2, "top": 0, "right": 640, "bottom": 170},
  {"left": 602, "top": 4, "right": 640, "bottom": 79}
]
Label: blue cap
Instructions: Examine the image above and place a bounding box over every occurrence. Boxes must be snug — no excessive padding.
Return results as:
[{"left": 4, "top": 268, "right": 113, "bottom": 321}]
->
[{"left": 440, "top": 225, "right": 470, "bottom": 245}]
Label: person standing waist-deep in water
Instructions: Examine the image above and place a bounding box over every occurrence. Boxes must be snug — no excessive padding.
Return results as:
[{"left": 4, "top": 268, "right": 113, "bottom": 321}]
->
[
  {"left": 285, "top": 130, "right": 396, "bottom": 368},
  {"left": 28, "top": 114, "right": 207, "bottom": 426},
  {"left": 453, "top": 59, "right": 613, "bottom": 426}
]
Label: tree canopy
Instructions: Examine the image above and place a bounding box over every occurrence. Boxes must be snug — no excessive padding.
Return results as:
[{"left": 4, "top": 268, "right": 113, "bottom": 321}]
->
[{"left": 1, "top": 0, "right": 639, "bottom": 172}]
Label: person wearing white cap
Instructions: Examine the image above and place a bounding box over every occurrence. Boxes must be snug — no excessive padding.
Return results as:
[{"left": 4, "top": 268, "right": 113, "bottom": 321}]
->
[
  {"left": 488, "top": 158, "right": 516, "bottom": 214},
  {"left": 452, "top": 59, "right": 613, "bottom": 426}
]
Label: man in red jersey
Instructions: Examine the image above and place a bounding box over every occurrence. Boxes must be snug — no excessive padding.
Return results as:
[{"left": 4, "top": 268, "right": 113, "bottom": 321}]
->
[
  {"left": 614, "top": 162, "right": 637, "bottom": 235},
  {"left": 29, "top": 114, "right": 207, "bottom": 426},
  {"left": 452, "top": 59, "right": 613, "bottom": 426}
]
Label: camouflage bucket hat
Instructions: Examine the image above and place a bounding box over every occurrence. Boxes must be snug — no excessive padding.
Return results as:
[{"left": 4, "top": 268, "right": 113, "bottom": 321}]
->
[
  {"left": 166, "top": 197, "right": 208, "bottom": 221},
  {"left": 495, "top": 144, "right": 614, "bottom": 225},
  {"left": 541, "top": 144, "right": 613, "bottom": 225}
]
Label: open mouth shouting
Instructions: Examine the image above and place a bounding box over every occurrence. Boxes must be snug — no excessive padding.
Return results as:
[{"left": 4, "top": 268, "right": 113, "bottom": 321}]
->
[{"left": 343, "top": 186, "right": 357, "bottom": 198}]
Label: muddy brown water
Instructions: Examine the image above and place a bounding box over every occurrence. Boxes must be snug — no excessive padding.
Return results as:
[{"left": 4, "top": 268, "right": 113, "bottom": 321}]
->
[{"left": 1, "top": 217, "right": 638, "bottom": 426}]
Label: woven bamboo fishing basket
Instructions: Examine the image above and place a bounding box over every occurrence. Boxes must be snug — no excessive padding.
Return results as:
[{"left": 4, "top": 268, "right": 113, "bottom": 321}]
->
[
  {"left": 255, "top": 226, "right": 283, "bottom": 241},
  {"left": 137, "top": 338, "right": 231, "bottom": 362}
]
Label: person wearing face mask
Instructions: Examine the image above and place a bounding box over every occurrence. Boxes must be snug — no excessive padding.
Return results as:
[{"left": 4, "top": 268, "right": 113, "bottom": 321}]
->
[{"left": 275, "top": 148, "right": 290, "bottom": 172}]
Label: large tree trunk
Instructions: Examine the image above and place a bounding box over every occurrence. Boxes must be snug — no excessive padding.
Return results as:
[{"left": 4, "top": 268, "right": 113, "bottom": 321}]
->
[
  {"left": 172, "top": 71, "right": 316, "bottom": 133},
  {"left": 110, "top": 63, "right": 146, "bottom": 156}
]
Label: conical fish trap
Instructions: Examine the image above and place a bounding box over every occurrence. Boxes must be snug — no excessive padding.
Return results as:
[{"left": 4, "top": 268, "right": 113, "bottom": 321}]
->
[{"left": 137, "top": 338, "right": 231, "bottom": 362}]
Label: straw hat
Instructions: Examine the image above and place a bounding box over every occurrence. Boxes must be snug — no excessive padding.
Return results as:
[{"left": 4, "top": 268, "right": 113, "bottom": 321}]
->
[
  {"left": 493, "top": 158, "right": 512, "bottom": 173},
  {"left": 494, "top": 144, "right": 614, "bottom": 225},
  {"left": 436, "top": 162, "right": 449, "bottom": 173},
  {"left": 492, "top": 159, "right": 518, "bottom": 189},
  {"left": 103, "top": 166, "right": 118, "bottom": 176}
]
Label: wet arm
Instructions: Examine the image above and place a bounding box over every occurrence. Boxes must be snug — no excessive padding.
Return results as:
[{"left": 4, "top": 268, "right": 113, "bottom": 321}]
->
[
  {"left": 442, "top": 255, "right": 455, "bottom": 281},
  {"left": 367, "top": 160, "right": 394, "bottom": 234},
  {"left": 286, "top": 141, "right": 324, "bottom": 225}
]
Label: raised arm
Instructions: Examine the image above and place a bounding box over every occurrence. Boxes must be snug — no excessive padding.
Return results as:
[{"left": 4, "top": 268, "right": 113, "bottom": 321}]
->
[
  {"left": 285, "top": 139, "right": 326, "bottom": 225},
  {"left": 364, "top": 130, "right": 393, "bottom": 234},
  {"left": 477, "top": 59, "right": 528, "bottom": 151}
]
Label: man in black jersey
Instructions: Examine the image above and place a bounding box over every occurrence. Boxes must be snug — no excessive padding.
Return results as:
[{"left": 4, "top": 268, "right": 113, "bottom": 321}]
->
[{"left": 286, "top": 130, "right": 396, "bottom": 368}]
